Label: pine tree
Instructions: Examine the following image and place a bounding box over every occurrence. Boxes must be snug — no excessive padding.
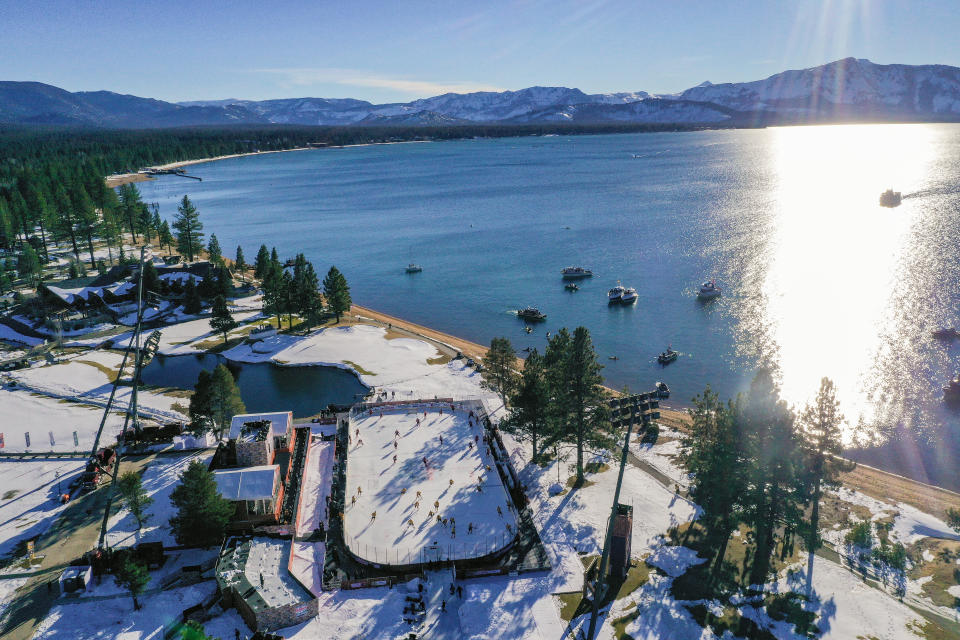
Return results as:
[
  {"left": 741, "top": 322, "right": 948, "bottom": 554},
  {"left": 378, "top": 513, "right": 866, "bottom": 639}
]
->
[
  {"left": 508, "top": 348, "right": 550, "bottom": 461},
  {"left": 322, "top": 265, "right": 351, "bottom": 323},
  {"left": 208, "top": 364, "right": 245, "bottom": 439},
  {"left": 118, "top": 183, "right": 144, "bottom": 242},
  {"left": 138, "top": 203, "right": 154, "bottom": 243},
  {"left": 293, "top": 258, "right": 322, "bottom": 330},
  {"left": 117, "top": 470, "right": 154, "bottom": 530},
  {"left": 262, "top": 263, "right": 286, "bottom": 329},
  {"left": 140, "top": 261, "right": 160, "bottom": 294},
  {"left": 113, "top": 558, "right": 150, "bottom": 610},
  {"left": 738, "top": 369, "right": 802, "bottom": 587},
  {"left": 209, "top": 295, "right": 238, "bottom": 342},
  {"left": 798, "top": 377, "right": 854, "bottom": 594},
  {"left": 234, "top": 246, "right": 246, "bottom": 282},
  {"left": 189, "top": 369, "right": 214, "bottom": 433},
  {"left": 169, "top": 459, "right": 235, "bottom": 547},
  {"left": 183, "top": 276, "right": 203, "bottom": 315},
  {"left": 563, "top": 326, "right": 611, "bottom": 483},
  {"left": 253, "top": 244, "right": 270, "bottom": 279},
  {"left": 216, "top": 265, "right": 233, "bottom": 298},
  {"left": 270, "top": 246, "right": 280, "bottom": 267},
  {"left": 207, "top": 234, "right": 222, "bottom": 265},
  {"left": 678, "top": 387, "right": 747, "bottom": 580},
  {"left": 159, "top": 220, "right": 174, "bottom": 254},
  {"left": 481, "top": 337, "right": 518, "bottom": 408},
  {"left": 18, "top": 244, "right": 41, "bottom": 283},
  {"left": 173, "top": 195, "right": 204, "bottom": 262}
]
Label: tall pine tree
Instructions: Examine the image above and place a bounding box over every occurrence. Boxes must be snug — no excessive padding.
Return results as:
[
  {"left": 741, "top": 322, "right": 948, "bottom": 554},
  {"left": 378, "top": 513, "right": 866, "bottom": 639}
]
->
[
  {"left": 173, "top": 195, "right": 204, "bottom": 261},
  {"left": 169, "top": 459, "right": 235, "bottom": 547},
  {"left": 798, "top": 377, "right": 853, "bottom": 594},
  {"left": 322, "top": 265, "right": 351, "bottom": 323}
]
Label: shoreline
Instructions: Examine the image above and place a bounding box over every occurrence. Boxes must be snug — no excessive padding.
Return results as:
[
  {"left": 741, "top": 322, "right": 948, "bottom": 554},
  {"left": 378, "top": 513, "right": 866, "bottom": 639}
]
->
[{"left": 104, "top": 140, "right": 434, "bottom": 188}]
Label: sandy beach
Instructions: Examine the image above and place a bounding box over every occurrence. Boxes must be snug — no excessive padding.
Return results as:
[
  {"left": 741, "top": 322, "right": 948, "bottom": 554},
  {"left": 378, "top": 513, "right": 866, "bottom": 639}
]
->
[{"left": 105, "top": 147, "right": 315, "bottom": 187}]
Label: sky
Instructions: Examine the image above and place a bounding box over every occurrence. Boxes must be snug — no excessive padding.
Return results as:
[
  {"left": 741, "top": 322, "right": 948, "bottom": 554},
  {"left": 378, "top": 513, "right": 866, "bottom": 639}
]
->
[{"left": 1, "top": 0, "right": 958, "bottom": 104}]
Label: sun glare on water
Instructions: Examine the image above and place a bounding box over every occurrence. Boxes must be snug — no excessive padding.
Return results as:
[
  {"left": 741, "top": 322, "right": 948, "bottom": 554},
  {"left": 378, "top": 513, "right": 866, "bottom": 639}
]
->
[{"left": 759, "top": 124, "right": 936, "bottom": 433}]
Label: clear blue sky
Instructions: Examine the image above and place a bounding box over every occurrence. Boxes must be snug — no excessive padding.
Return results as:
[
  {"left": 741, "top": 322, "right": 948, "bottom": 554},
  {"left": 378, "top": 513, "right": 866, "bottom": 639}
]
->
[{"left": 2, "top": 0, "right": 957, "bottom": 103}]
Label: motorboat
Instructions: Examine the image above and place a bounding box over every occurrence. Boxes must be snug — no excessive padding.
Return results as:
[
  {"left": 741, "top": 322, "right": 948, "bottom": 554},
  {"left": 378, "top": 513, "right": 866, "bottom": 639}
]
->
[
  {"left": 562, "top": 266, "right": 593, "bottom": 279},
  {"left": 932, "top": 327, "right": 960, "bottom": 340},
  {"left": 608, "top": 283, "right": 625, "bottom": 304},
  {"left": 697, "top": 280, "right": 721, "bottom": 300},
  {"left": 517, "top": 307, "right": 547, "bottom": 321},
  {"left": 879, "top": 189, "right": 902, "bottom": 208},
  {"left": 564, "top": 282, "right": 580, "bottom": 291},
  {"left": 655, "top": 381, "right": 670, "bottom": 398},
  {"left": 620, "top": 287, "right": 638, "bottom": 304},
  {"left": 406, "top": 263, "right": 423, "bottom": 273},
  {"left": 944, "top": 377, "right": 960, "bottom": 403},
  {"left": 658, "top": 347, "right": 678, "bottom": 364}
]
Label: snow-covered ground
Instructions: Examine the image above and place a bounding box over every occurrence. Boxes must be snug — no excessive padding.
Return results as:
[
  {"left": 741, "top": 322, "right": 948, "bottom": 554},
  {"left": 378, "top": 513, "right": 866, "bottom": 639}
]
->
[
  {"left": 104, "top": 450, "right": 213, "bottom": 548},
  {"left": 0, "top": 324, "right": 45, "bottom": 346},
  {"left": 0, "top": 388, "right": 127, "bottom": 453},
  {"left": 6, "top": 351, "right": 187, "bottom": 429},
  {"left": 0, "top": 459, "right": 86, "bottom": 560},
  {"left": 344, "top": 406, "right": 517, "bottom": 565},
  {"left": 1, "top": 311, "right": 954, "bottom": 639}
]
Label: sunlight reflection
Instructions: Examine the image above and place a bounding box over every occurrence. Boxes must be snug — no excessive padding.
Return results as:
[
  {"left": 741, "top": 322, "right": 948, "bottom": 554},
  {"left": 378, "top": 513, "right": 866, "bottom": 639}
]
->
[{"left": 763, "top": 124, "right": 935, "bottom": 433}]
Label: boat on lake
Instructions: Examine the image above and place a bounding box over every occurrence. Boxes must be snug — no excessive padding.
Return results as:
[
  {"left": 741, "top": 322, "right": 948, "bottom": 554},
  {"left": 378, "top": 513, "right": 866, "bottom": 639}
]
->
[
  {"left": 944, "top": 377, "right": 960, "bottom": 403},
  {"left": 655, "top": 381, "right": 670, "bottom": 398},
  {"left": 620, "top": 287, "right": 638, "bottom": 304},
  {"left": 562, "top": 266, "right": 593, "bottom": 279},
  {"left": 608, "top": 283, "right": 625, "bottom": 304},
  {"left": 658, "top": 347, "right": 678, "bottom": 364},
  {"left": 564, "top": 282, "right": 580, "bottom": 291},
  {"left": 517, "top": 307, "right": 547, "bottom": 321},
  {"left": 879, "top": 189, "right": 902, "bottom": 208},
  {"left": 406, "top": 263, "right": 423, "bottom": 273},
  {"left": 697, "top": 280, "right": 721, "bottom": 300}
]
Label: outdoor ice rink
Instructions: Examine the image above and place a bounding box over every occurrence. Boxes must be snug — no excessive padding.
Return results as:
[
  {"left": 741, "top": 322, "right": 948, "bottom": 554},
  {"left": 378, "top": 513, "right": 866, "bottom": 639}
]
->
[{"left": 343, "top": 404, "right": 518, "bottom": 566}]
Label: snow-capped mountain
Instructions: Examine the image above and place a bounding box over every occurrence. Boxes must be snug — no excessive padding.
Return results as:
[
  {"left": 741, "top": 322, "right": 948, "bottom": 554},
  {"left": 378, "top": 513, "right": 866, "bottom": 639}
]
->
[
  {"left": 669, "top": 57, "right": 960, "bottom": 119},
  {"left": 2, "top": 58, "right": 960, "bottom": 128}
]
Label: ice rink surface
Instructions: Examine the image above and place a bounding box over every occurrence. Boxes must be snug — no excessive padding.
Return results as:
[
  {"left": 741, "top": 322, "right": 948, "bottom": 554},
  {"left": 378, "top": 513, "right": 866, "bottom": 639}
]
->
[{"left": 344, "top": 405, "right": 517, "bottom": 565}]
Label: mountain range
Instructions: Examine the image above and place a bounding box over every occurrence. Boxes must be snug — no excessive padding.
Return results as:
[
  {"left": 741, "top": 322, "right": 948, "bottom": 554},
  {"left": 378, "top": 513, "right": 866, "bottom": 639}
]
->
[{"left": 2, "top": 58, "right": 960, "bottom": 129}]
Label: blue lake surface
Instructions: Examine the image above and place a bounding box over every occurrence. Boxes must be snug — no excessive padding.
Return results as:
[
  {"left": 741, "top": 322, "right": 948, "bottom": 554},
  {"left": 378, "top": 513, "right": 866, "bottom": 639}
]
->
[{"left": 137, "top": 125, "right": 960, "bottom": 485}]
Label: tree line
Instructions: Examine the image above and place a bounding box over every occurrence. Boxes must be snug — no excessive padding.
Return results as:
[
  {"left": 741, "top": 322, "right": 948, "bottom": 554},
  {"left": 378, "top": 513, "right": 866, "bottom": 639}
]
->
[
  {"left": 485, "top": 329, "right": 860, "bottom": 595},
  {"left": 482, "top": 327, "right": 612, "bottom": 484}
]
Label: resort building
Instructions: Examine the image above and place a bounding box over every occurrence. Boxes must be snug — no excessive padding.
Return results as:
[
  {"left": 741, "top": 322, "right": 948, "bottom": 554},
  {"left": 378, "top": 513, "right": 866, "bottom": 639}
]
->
[{"left": 212, "top": 465, "right": 285, "bottom": 525}]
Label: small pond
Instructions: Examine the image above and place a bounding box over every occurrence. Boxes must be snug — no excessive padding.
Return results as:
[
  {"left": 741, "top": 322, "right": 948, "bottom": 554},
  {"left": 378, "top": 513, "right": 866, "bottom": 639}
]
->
[{"left": 141, "top": 353, "right": 368, "bottom": 417}]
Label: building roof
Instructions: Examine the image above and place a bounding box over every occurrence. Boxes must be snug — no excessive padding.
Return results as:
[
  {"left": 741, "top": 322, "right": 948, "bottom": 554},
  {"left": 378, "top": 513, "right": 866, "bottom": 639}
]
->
[
  {"left": 229, "top": 412, "right": 293, "bottom": 441},
  {"left": 214, "top": 465, "right": 278, "bottom": 501}
]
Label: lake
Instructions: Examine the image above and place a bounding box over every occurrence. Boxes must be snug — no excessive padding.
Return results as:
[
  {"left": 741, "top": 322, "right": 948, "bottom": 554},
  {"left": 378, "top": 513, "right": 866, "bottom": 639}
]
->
[
  {"left": 140, "top": 354, "right": 368, "bottom": 417},
  {"left": 137, "top": 125, "right": 960, "bottom": 486}
]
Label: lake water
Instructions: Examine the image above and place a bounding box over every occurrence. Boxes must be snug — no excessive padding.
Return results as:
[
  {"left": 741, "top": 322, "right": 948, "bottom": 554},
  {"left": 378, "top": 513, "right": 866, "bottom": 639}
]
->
[
  {"left": 140, "top": 354, "right": 368, "bottom": 417},
  {"left": 137, "top": 125, "right": 960, "bottom": 486}
]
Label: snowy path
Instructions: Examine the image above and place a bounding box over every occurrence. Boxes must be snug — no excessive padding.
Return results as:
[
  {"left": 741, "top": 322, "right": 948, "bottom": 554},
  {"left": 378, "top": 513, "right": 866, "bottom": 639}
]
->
[{"left": 296, "top": 439, "right": 334, "bottom": 538}]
